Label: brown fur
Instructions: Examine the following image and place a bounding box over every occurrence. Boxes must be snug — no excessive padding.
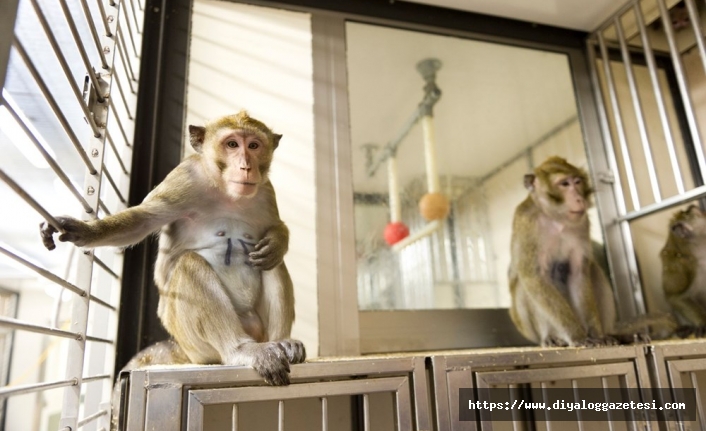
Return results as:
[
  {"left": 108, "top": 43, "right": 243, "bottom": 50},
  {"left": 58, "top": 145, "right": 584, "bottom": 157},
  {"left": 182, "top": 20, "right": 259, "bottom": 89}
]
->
[
  {"left": 661, "top": 205, "right": 706, "bottom": 329},
  {"left": 509, "top": 157, "right": 673, "bottom": 347},
  {"left": 40, "top": 111, "right": 305, "bottom": 386}
]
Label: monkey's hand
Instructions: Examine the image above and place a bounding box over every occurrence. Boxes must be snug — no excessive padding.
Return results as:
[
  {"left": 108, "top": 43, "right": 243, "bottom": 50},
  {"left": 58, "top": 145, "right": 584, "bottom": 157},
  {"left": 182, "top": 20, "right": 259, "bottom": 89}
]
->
[
  {"left": 40, "top": 217, "right": 94, "bottom": 250},
  {"left": 249, "top": 229, "right": 288, "bottom": 270},
  {"left": 232, "top": 341, "right": 292, "bottom": 386},
  {"left": 277, "top": 339, "right": 306, "bottom": 364}
]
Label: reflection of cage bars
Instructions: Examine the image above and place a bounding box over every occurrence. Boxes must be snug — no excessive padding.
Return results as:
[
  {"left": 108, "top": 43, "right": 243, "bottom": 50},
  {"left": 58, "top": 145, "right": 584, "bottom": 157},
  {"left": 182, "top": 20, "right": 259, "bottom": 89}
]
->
[
  {"left": 0, "top": 1, "right": 143, "bottom": 429},
  {"left": 588, "top": 0, "right": 706, "bottom": 316}
]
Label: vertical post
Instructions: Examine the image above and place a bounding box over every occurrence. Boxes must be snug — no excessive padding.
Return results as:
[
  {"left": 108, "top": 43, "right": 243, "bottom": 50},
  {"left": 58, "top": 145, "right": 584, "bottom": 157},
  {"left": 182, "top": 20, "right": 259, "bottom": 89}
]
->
[
  {"left": 312, "top": 14, "right": 360, "bottom": 356},
  {"left": 0, "top": 0, "right": 20, "bottom": 93}
]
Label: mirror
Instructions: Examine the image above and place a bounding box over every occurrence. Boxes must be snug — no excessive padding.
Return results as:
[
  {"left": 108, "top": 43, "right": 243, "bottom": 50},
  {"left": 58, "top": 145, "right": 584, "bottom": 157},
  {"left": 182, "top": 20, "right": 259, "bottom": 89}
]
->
[{"left": 346, "top": 22, "right": 605, "bottom": 312}]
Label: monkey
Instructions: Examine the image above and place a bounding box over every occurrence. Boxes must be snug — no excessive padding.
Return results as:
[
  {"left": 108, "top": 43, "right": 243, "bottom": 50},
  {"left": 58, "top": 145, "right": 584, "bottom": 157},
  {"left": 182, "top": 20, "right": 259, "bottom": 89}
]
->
[
  {"left": 661, "top": 204, "right": 706, "bottom": 337},
  {"left": 508, "top": 156, "right": 675, "bottom": 347},
  {"left": 39, "top": 111, "right": 306, "bottom": 387}
]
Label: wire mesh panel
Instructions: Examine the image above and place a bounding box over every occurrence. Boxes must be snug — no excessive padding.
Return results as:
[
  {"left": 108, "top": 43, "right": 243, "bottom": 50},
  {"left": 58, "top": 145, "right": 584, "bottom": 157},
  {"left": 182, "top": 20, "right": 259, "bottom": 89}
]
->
[
  {"left": 430, "top": 345, "right": 655, "bottom": 431},
  {"left": 118, "top": 357, "right": 432, "bottom": 431},
  {"left": 0, "top": 0, "right": 143, "bottom": 429}
]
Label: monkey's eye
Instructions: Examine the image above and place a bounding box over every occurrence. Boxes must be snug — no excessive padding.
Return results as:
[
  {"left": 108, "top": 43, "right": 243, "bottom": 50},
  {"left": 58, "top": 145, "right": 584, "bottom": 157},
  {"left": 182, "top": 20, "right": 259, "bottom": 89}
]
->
[
  {"left": 559, "top": 180, "right": 570, "bottom": 187},
  {"left": 226, "top": 140, "right": 238, "bottom": 148},
  {"left": 248, "top": 142, "right": 259, "bottom": 150}
]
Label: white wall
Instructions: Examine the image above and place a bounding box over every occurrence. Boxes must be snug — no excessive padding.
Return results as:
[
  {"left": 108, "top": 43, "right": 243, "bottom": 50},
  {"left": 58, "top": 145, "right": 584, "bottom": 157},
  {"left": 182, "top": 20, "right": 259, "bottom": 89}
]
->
[{"left": 187, "top": 1, "right": 318, "bottom": 355}]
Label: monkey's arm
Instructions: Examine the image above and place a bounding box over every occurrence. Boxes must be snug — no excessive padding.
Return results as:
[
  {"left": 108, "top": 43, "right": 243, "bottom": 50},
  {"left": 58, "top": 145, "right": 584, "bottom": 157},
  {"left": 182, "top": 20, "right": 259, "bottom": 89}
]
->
[
  {"left": 662, "top": 258, "right": 706, "bottom": 325},
  {"left": 249, "top": 182, "right": 289, "bottom": 270},
  {"left": 40, "top": 165, "right": 196, "bottom": 250},
  {"left": 250, "top": 221, "right": 288, "bottom": 270}
]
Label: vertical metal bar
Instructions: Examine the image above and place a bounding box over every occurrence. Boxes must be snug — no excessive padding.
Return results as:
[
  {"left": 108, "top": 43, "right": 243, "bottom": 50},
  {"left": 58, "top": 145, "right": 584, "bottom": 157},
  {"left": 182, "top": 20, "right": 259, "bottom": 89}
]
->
[
  {"left": 117, "top": 25, "right": 137, "bottom": 81},
  {"left": 120, "top": 2, "right": 140, "bottom": 58},
  {"left": 597, "top": 30, "right": 642, "bottom": 210},
  {"left": 321, "top": 397, "right": 328, "bottom": 431},
  {"left": 689, "top": 372, "right": 706, "bottom": 425},
  {"left": 117, "top": 39, "right": 137, "bottom": 93},
  {"left": 656, "top": 0, "right": 706, "bottom": 184},
  {"left": 231, "top": 404, "right": 238, "bottom": 431},
  {"left": 363, "top": 394, "right": 370, "bottom": 431},
  {"left": 95, "top": 0, "right": 113, "bottom": 37},
  {"left": 113, "top": 71, "right": 133, "bottom": 119},
  {"left": 278, "top": 400, "right": 284, "bottom": 431},
  {"left": 633, "top": 3, "right": 685, "bottom": 194},
  {"left": 601, "top": 377, "right": 615, "bottom": 431},
  {"left": 127, "top": 0, "right": 142, "bottom": 34},
  {"left": 615, "top": 15, "right": 662, "bottom": 203},
  {"left": 589, "top": 37, "right": 648, "bottom": 315},
  {"left": 109, "top": 98, "right": 131, "bottom": 147},
  {"left": 571, "top": 380, "right": 584, "bottom": 430},
  {"left": 684, "top": 0, "right": 706, "bottom": 77},
  {"left": 540, "top": 382, "right": 552, "bottom": 431},
  {"left": 0, "top": 0, "right": 20, "bottom": 92}
]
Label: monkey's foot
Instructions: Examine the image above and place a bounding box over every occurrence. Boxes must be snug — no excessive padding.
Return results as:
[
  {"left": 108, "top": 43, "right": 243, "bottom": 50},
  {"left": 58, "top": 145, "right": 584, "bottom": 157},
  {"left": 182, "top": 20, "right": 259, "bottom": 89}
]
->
[
  {"left": 675, "top": 325, "right": 706, "bottom": 338},
  {"left": 579, "top": 336, "right": 620, "bottom": 347},
  {"left": 277, "top": 339, "right": 306, "bottom": 364},
  {"left": 231, "top": 342, "right": 291, "bottom": 386},
  {"left": 541, "top": 336, "right": 569, "bottom": 348}
]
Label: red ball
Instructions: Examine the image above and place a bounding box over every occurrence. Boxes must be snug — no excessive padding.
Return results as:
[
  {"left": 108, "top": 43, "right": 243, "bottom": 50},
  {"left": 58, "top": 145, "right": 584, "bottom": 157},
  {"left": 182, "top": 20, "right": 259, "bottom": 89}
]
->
[{"left": 384, "top": 222, "right": 410, "bottom": 246}]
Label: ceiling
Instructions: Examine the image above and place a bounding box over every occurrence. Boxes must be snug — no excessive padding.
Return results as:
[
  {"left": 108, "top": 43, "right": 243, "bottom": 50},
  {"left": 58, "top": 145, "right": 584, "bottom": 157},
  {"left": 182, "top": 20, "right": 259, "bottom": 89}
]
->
[{"left": 409, "top": 0, "right": 632, "bottom": 31}]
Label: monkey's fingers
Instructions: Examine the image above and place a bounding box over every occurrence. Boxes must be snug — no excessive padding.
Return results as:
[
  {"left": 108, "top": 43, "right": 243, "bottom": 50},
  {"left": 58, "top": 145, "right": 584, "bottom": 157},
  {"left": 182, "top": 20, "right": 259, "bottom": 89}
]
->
[
  {"left": 249, "top": 248, "right": 283, "bottom": 270},
  {"left": 39, "top": 221, "right": 59, "bottom": 251},
  {"left": 253, "top": 237, "right": 271, "bottom": 251}
]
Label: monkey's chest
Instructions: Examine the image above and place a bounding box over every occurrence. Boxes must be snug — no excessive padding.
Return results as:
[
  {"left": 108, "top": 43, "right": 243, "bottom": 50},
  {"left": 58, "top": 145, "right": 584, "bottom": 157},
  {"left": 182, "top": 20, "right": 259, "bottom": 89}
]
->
[{"left": 187, "top": 218, "right": 263, "bottom": 270}]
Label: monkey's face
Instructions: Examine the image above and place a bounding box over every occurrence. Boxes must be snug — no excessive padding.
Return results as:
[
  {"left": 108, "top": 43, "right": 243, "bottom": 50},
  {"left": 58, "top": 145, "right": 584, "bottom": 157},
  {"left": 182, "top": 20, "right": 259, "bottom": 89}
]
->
[
  {"left": 670, "top": 205, "right": 706, "bottom": 239},
  {"left": 208, "top": 129, "right": 273, "bottom": 199},
  {"left": 534, "top": 173, "right": 589, "bottom": 224}
]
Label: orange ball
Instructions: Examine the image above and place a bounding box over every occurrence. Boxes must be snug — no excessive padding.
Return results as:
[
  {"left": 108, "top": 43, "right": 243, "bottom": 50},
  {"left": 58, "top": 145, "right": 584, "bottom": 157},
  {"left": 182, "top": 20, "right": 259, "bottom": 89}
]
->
[
  {"left": 419, "top": 192, "right": 450, "bottom": 221},
  {"left": 384, "top": 222, "right": 410, "bottom": 246}
]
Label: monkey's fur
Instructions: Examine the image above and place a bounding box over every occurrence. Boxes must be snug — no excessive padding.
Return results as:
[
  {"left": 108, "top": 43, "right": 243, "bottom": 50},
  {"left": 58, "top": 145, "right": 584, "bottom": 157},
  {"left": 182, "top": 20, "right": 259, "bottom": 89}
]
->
[
  {"left": 40, "top": 111, "right": 305, "bottom": 384},
  {"left": 661, "top": 205, "right": 706, "bottom": 336},
  {"left": 509, "top": 157, "right": 674, "bottom": 347}
]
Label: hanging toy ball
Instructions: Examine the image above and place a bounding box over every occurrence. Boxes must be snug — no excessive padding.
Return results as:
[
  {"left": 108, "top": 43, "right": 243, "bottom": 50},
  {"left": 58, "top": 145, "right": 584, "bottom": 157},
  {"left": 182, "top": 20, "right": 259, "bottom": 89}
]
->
[
  {"left": 384, "top": 221, "right": 410, "bottom": 246},
  {"left": 419, "top": 192, "right": 450, "bottom": 221}
]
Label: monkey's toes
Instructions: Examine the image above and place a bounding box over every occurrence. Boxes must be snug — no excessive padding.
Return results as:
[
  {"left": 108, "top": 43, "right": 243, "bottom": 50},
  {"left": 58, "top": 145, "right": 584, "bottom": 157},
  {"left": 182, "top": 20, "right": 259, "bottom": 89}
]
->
[
  {"left": 278, "top": 339, "right": 306, "bottom": 364},
  {"left": 541, "top": 336, "right": 569, "bottom": 348},
  {"left": 580, "top": 336, "right": 617, "bottom": 347},
  {"left": 252, "top": 342, "right": 291, "bottom": 386}
]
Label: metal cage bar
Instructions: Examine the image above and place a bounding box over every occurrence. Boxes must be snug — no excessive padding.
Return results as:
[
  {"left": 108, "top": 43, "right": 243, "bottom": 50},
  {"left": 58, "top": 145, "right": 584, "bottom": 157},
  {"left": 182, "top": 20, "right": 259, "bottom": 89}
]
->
[{"left": 0, "top": 0, "right": 143, "bottom": 429}]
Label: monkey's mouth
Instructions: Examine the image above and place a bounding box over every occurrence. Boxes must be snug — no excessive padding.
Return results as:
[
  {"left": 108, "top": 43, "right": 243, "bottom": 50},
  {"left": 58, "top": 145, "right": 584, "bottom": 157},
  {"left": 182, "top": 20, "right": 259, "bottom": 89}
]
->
[
  {"left": 230, "top": 181, "right": 257, "bottom": 186},
  {"left": 570, "top": 210, "right": 586, "bottom": 217}
]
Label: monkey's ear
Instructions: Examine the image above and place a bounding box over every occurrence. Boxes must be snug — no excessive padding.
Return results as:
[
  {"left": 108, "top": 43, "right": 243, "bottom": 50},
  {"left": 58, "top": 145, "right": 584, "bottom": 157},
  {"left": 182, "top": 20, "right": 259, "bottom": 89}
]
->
[
  {"left": 272, "top": 134, "right": 282, "bottom": 150},
  {"left": 523, "top": 174, "right": 536, "bottom": 191},
  {"left": 189, "top": 125, "right": 206, "bottom": 153},
  {"left": 672, "top": 222, "right": 693, "bottom": 239}
]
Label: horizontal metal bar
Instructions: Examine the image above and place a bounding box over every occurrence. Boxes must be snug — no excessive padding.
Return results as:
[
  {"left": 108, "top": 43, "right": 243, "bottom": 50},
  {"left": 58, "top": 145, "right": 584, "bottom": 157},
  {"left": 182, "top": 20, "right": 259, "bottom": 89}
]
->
[
  {"left": 0, "top": 378, "right": 77, "bottom": 398},
  {"left": 85, "top": 334, "right": 114, "bottom": 344},
  {"left": 12, "top": 37, "right": 98, "bottom": 174},
  {"left": 57, "top": 0, "right": 105, "bottom": 104},
  {"left": 106, "top": 131, "right": 130, "bottom": 174},
  {"left": 98, "top": 199, "right": 112, "bottom": 216},
  {"left": 117, "top": 25, "right": 137, "bottom": 83},
  {"left": 96, "top": 0, "right": 113, "bottom": 37},
  {"left": 77, "top": 408, "right": 108, "bottom": 428},
  {"left": 0, "top": 315, "right": 81, "bottom": 340},
  {"left": 109, "top": 98, "right": 131, "bottom": 147},
  {"left": 113, "top": 71, "right": 133, "bottom": 119},
  {"left": 2, "top": 94, "right": 94, "bottom": 213},
  {"left": 81, "top": 374, "right": 111, "bottom": 384},
  {"left": 618, "top": 184, "right": 706, "bottom": 222},
  {"left": 94, "top": 255, "right": 120, "bottom": 279},
  {"left": 594, "top": 0, "right": 638, "bottom": 33},
  {"left": 79, "top": 0, "right": 109, "bottom": 69},
  {"left": 103, "top": 168, "right": 126, "bottom": 204},
  {"left": 120, "top": 2, "right": 140, "bottom": 58},
  {"left": 0, "top": 169, "right": 63, "bottom": 231}
]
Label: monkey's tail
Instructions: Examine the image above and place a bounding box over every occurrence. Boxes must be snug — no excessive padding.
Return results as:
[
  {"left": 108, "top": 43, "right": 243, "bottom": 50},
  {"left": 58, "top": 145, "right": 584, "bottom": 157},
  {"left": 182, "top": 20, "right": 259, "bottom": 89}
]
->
[
  {"left": 612, "top": 312, "right": 678, "bottom": 338},
  {"left": 111, "top": 339, "right": 189, "bottom": 431}
]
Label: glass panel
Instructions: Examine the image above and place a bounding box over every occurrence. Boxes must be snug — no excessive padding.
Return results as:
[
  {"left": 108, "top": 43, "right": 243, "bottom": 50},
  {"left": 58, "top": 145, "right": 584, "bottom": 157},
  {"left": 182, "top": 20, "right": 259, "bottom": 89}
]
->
[{"left": 347, "top": 22, "right": 602, "bottom": 311}]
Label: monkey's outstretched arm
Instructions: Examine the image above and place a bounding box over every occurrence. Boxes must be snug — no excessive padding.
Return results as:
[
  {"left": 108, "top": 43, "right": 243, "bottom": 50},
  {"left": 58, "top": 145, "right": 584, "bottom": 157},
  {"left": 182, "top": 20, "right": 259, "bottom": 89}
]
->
[{"left": 40, "top": 166, "right": 196, "bottom": 250}]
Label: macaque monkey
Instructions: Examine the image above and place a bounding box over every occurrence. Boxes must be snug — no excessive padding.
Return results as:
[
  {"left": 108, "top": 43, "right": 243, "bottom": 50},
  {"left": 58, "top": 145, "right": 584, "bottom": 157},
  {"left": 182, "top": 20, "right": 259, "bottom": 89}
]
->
[
  {"left": 40, "top": 111, "right": 305, "bottom": 385},
  {"left": 661, "top": 205, "right": 706, "bottom": 336},
  {"left": 509, "top": 157, "right": 673, "bottom": 347}
]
